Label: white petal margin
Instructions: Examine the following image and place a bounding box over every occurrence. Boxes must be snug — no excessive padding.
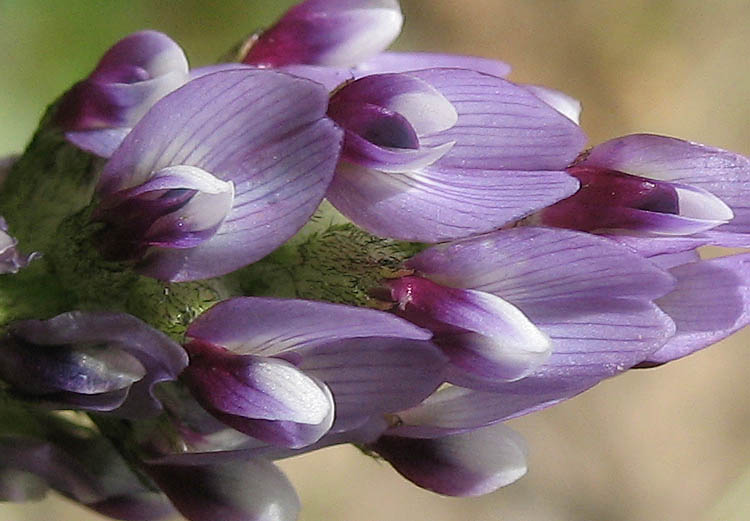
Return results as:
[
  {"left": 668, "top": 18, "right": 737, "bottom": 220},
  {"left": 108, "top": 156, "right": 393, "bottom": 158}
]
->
[
  {"left": 371, "top": 422, "right": 528, "bottom": 497},
  {"left": 98, "top": 69, "right": 343, "bottom": 281},
  {"left": 523, "top": 84, "right": 582, "bottom": 124},
  {"left": 302, "top": 0, "right": 403, "bottom": 67},
  {"left": 147, "top": 459, "right": 300, "bottom": 521}
]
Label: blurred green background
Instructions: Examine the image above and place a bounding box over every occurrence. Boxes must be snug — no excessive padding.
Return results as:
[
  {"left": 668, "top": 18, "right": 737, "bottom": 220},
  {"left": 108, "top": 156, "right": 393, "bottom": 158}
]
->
[{"left": 1, "top": 1, "right": 749, "bottom": 520}]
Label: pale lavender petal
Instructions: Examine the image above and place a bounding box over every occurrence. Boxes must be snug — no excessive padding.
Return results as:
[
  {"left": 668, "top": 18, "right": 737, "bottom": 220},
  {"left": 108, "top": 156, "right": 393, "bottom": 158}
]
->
[
  {"left": 98, "top": 69, "right": 342, "bottom": 281},
  {"left": 388, "top": 381, "right": 594, "bottom": 438},
  {"left": 646, "top": 253, "right": 750, "bottom": 364},
  {"left": 448, "top": 299, "right": 674, "bottom": 390},
  {"left": 147, "top": 459, "right": 300, "bottom": 521},
  {"left": 411, "top": 69, "right": 586, "bottom": 171},
  {"left": 326, "top": 69, "right": 586, "bottom": 241},
  {"left": 9, "top": 312, "right": 188, "bottom": 418},
  {"left": 385, "top": 276, "right": 550, "bottom": 381},
  {"left": 407, "top": 227, "right": 675, "bottom": 303},
  {"left": 580, "top": 134, "right": 750, "bottom": 238},
  {"left": 355, "top": 51, "right": 511, "bottom": 78},
  {"left": 371, "top": 422, "right": 527, "bottom": 496},
  {"left": 296, "top": 336, "right": 446, "bottom": 431},
  {"left": 514, "top": 298, "right": 675, "bottom": 380},
  {"left": 243, "top": 0, "right": 402, "bottom": 68},
  {"left": 524, "top": 84, "right": 581, "bottom": 124},
  {"left": 327, "top": 162, "right": 579, "bottom": 242},
  {"left": 609, "top": 234, "right": 712, "bottom": 257},
  {"left": 647, "top": 249, "right": 701, "bottom": 270},
  {"left": 186, "top": 297, "right": 431, "bottom": 356}
]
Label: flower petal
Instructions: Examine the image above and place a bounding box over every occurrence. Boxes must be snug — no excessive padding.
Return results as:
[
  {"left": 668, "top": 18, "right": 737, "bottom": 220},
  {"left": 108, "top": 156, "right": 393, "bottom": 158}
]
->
[
  {"left": 183, "top": 343, "right": 331, "bottom": 425},
  {"left": 147, "top": 459, "right": 300, "bottom": 521},
  {"left": 242, "top": 0, "right": 403, "bottom": 68},
  {"left": 98, "top": 69, "right": 343, "bottom": 281},
  {"left": 327, "top": 162, "right": 579, "bottom": 242},
  {"left": 9, "top": 312, "right": 188, "bottom": 418},
  {"left": 186, "top": 297, "right": 431, "bottom": 356},
  {"left": 296, "top": 336, "right": 446, "bottom": 431},
  {"left": 370, "top": 422, "right": 528, "bottom": 496},
  {"left": 385, "top": 276, "right": 550, "bottom": 382},
  {"left": 539, "top": 166, "right": 733, "bottom": 235},
  {"left": 331, "top": 73, "right": 458, "bottom": 135},
  {"left": 387, "top": 381, "right": 594, "bottom": 438},
  {"left": 355, "top": 51, "right": 511, "bottom": 78},
  {"left": 646, "top": 253, "right": 750, "bottom": 364},
  {"left": 326, "top": 69, "right": 586, "bottom": 241},
  {"left": 580, "top": 134, "right": 750, "bottom": 240},
  {"left": 407, "top": 227, "right": 676, "bottom": 303},
  {"left": 411, "top": 68, "right": 586, "bottom": 172},
  {"left": 56, "top": 31, "right": 189, "bottom": 157},
  {"left": 523, "top": 84, "right": 581, "bottom": 124}
]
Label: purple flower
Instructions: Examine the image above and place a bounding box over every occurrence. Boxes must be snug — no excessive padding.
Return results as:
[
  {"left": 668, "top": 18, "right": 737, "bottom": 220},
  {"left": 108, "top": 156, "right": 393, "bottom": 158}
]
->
[
  {"left": 181, "top": 297, "right": 446, "bottom": 448},
  {"left": 242, "top": 0, "right": 403, "bottom": 68},
  {"left": 241, "top": 0, "right": 512, "bottom": 85},
  {"left": 379, "top": 226, "right": 675, "bottom": 390},
  {"left": 56, "top": 31, "right": 190, "bottom": 158},
  {"left": 325, "top": 69, "right": 586, "bottom": 241},
  {"left": 0, "top": 311, "right": 187, "bottom": 417},
  {"left": 535, "top": 134, "right": 749, "bottom": 245},
  {"left": 93, "top": 68, "right": 342, "bottom": 281}
]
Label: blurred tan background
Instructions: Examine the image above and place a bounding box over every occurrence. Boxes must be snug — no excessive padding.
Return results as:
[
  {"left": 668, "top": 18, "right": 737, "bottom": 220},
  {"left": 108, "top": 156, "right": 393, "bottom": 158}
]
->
[{"left": 1, "top": 1, "right": 749, "bottom": 520}]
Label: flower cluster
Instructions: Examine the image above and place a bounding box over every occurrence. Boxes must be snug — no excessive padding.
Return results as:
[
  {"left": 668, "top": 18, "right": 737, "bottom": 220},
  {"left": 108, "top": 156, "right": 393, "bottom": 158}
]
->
[{"left": 0, "top": 1, "right": 748, "bottom": 520}]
